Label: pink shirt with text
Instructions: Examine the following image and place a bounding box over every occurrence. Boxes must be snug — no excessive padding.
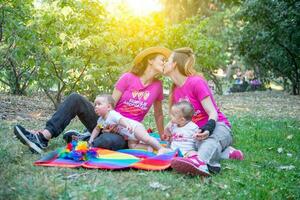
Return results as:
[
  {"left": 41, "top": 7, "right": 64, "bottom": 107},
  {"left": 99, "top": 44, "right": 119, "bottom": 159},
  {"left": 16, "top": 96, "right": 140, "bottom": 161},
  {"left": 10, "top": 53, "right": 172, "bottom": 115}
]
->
[
  {"left": 173, "top": 76, "right": 231, "bottom": 128},
  {"left": 115, "top": 72, "right": 163, "bottom": 122}
]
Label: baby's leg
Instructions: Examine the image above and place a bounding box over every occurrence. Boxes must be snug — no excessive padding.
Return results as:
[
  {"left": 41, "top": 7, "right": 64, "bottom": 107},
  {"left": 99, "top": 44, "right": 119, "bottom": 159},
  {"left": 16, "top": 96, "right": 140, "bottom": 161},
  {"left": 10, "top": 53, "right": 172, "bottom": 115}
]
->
[
  {"left": 128, "top": 140, "right": 139, "bottom": 149},
  {"left": 128, "top": 140, "right": 153, "bottom": 152},
  {"left": 134, "top": 126, "right": 163, "bottom": 151}
]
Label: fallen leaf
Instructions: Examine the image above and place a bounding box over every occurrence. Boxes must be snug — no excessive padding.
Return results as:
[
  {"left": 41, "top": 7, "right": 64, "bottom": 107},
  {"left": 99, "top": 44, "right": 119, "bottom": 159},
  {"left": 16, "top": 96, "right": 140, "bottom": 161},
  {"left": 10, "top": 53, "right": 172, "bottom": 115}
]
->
[
  {"left": 137, "top": 172, "right": 147, "bottom": 176},
  {"left": 287, "top": 135, "right": 293, "bottom": 140},
  {"left": 251, "top": 164, "right": 261, "bottom": 168},
  {"left": 278, "top": 165, "right": 295, "bottom": 170},
  {"left": 63, "top": 172, "right": 89, "bottom": 180},
  {"left": 255, "top": 171, "right": 261, "bottom": 178},
  {"left": 149, "top": 182, "right": 170, "bottom": 191},
  {"left": 219, "top": 184, "right": 228, "bottom": 190},
  {"left": 223, "top": 166, "right": 234, "bottom": 170}
]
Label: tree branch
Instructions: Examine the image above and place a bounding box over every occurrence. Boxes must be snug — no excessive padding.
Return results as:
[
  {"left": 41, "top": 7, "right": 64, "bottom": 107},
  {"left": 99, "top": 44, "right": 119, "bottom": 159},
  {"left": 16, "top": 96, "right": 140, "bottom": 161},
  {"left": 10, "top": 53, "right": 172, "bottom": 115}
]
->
[
  {"left": 69, "top": 57, "right": 91, "bottom": 91},
  {"left": 8, "top": 57, "right": 19, "bottom": 86},
  {"left": 38, "top": 81, "right": 57, "bottom": 109},
  {"left": 42, "top": 53, "right": 65, "bottom": 84},
  {"left": 0, "top": 78, "right": 10, "bottom": 86},
  {"left": 275, "top": 40, "right": 299, "bottom": 87},
  {"left": 21, "top": 65, "right": 38, "bottom": 92},
  {"left": 0, "top": 6, "right": 4, "bottom": 43}
]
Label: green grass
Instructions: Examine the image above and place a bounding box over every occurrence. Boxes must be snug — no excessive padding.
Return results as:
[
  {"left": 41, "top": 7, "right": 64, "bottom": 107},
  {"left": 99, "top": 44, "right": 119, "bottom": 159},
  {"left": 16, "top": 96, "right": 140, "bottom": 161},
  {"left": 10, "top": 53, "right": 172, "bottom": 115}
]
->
[{"left": 1, "top": 115, "right": 299, "bottom": 199}]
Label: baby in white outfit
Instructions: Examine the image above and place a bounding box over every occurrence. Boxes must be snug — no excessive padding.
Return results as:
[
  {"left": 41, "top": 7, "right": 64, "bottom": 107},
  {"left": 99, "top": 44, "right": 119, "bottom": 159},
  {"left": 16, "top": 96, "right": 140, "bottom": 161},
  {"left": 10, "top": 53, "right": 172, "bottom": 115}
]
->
[
  {"left": 165, "top": 100, "right": 199, "bottom": 156},
  {"left": 89, "top": 94, "right": 168, "bottom": 154}
]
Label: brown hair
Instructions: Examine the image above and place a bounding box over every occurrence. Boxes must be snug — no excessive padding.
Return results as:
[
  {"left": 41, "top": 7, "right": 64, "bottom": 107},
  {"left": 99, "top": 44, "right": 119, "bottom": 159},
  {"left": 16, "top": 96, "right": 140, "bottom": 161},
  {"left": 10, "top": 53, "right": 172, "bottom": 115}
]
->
[
  {"left": 172, "top": 100, "right": 194, "bottom": 121},
  {"left": 96, "top": 94, "right": 116, "bottom": 108},
  {"left": 130, "top": 53, "right": 160, "bottom": 77},
  {"left": 169, "top": 47, "right": 201, "bottom": 110}
]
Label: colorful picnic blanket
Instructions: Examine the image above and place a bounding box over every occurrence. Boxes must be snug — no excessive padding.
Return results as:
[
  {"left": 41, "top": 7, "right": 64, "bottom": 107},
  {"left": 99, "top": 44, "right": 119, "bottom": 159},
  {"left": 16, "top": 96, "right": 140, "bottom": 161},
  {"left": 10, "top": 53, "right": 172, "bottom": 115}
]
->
[{"left": 34, "top": 133, "right": 179, "bottom": 170}]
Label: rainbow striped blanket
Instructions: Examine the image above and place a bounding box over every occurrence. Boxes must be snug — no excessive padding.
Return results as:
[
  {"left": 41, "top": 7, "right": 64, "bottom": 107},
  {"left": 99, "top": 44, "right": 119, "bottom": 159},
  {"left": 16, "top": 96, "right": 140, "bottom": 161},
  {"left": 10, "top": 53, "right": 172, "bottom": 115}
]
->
[
  {"left": 34, "top": 133, "right": 179, "bottom": 170},
  {"left": 34, "top": 148, "right": 178, "bottom": 170}
]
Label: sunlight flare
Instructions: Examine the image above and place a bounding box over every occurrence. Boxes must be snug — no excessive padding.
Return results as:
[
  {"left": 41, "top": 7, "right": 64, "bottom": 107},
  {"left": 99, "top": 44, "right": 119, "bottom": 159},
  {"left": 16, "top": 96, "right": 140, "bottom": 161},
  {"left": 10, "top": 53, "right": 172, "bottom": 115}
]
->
[{"left": 100, "top": 0, "right": 163, "bottom": 17}]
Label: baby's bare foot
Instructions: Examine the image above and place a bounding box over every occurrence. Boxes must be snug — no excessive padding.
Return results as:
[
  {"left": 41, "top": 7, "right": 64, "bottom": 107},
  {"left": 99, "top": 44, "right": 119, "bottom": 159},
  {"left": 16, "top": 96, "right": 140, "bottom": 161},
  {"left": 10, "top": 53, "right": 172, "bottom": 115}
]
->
[{"left": 157, "top": 147, "right": 172, "bottom": 155}]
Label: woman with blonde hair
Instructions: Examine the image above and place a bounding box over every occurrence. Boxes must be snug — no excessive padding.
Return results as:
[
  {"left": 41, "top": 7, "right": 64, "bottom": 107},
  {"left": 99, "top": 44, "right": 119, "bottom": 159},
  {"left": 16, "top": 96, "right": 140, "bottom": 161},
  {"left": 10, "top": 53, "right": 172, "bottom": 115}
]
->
[
  {"left": 163, "top": 47, "right": 243, "bottom": 176},
  {"left": 14, "top": 47, "right": 171, "bottom": 154}
]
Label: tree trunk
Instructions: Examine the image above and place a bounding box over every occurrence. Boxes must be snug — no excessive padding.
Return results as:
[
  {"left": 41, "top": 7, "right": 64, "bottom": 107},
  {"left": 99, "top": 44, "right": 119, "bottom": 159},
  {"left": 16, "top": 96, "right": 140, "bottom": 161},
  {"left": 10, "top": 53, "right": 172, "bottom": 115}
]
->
[
  {"left": 11, "top": 81, "right": 26, "bottom": 95},
  {"left": 292, "top": 81, "right": 299, "bottom": 95}
]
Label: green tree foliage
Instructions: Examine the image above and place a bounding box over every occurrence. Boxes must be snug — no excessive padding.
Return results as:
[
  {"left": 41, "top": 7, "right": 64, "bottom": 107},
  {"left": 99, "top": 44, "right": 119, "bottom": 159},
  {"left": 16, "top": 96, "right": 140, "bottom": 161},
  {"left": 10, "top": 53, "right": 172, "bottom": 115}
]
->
[
  {"left": 162, "top": 0, "right": 243, "bottom": 23},
  {"left": 3, "top": 0, "right": 299, "bottom": 109},
  {"left": 8, "top": 0, "right": 170, "bottom": 109},
  {"left": 32, "top": 1, "right": 172, "bottom": 109},
  {"left": 233, "top": 0, "right": 300, "bottom": 94},
  {"left": 1, "top": 0, "right": 234, "bottom": 100},
  {"left": 165, "top": 14, "right": 231, "bottom": 94},
  {"left": 74, "top": 13, "right": 168, "bottom": 100},
  {"left": 32, "top": 0, "right": 115, "bottom": 109},
  {"left": 0, "top": 0, "right": 39, "bottom": 95}
]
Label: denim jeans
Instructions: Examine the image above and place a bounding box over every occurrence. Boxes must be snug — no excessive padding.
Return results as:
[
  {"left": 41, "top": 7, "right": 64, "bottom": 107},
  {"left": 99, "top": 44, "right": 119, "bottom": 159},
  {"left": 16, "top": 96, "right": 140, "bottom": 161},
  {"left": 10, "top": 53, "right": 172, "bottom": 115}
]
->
[
  {"left": 45, "top": 93, "right": 127, "bottom": 150},
  {"left": 196, "top": 122, "right": 233, "bottom": 169}
]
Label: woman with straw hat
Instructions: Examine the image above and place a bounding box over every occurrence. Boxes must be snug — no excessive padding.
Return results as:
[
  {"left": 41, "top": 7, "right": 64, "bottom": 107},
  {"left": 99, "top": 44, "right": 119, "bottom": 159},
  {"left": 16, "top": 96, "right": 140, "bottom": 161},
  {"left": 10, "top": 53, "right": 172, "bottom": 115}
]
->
[{"left": 13, "top": 47, "right": 171, "bottom": 154}]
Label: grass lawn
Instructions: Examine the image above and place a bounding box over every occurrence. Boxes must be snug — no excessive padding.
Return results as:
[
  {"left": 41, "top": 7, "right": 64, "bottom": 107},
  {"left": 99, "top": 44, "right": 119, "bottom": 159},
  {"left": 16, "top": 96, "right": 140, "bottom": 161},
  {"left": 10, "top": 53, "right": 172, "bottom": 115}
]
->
[{"left": 1, "top": 93, "right": 299, "bottom": 199}]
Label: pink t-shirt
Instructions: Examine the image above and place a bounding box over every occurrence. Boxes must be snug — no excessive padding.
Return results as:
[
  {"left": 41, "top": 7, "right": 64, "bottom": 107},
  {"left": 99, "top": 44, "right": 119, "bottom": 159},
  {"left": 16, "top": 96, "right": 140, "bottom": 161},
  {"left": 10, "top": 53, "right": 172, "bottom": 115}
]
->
[
  {"left": 173, "top": 76, "right": 231, "bottom": 128},
  {"left": 114, "top": 72, "right": 164, "bottom": 122}
]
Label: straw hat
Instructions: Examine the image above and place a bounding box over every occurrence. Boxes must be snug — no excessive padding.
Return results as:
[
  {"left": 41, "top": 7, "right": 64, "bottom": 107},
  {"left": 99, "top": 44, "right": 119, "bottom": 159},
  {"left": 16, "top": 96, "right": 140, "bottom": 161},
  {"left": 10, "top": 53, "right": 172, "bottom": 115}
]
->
[{"left": 133, "top": 47, "right": 171, "bottom": 66}]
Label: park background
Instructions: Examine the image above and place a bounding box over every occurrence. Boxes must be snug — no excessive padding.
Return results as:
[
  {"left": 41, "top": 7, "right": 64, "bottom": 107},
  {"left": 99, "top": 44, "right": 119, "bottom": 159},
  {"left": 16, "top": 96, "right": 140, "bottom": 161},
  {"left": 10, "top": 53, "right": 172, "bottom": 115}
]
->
[{"left": 0, "top": 0, "right": 299, "bottom": 199}]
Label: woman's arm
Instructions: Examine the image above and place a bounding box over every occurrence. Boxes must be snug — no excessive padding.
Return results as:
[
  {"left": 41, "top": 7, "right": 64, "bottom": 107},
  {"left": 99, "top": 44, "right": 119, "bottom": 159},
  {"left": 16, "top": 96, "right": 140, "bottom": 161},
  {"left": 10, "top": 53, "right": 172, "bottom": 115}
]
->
[
  {"left": 201, "top": 96, "right": 218, "bottom": 121},
  {"left": 194, "top": 96, "right": 218, "bottom": 141},
  {"left": 112, "top": 88, "right": 123, "bottom": 103},
  {"left": 109, "top": 88, "right": 123, "bottom": 133},
  {"left": 153, "top": 100, "right": 164, "bottom": 137},
  {"left": 163, "top": 121, "right": 172, "bottom": 141}
]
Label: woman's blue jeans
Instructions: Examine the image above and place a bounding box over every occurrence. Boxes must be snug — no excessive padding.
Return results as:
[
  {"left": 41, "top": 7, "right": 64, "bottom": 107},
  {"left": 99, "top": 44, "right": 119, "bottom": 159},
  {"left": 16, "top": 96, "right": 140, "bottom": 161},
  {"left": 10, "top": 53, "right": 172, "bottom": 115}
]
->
[{"left": 45, "top": 93, "right": 127, "bottom": 150}]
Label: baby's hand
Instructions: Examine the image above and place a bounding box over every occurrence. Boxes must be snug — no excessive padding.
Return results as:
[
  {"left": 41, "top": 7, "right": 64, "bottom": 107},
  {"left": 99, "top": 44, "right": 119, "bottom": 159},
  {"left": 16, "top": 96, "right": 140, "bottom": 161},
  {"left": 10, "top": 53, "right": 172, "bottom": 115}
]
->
[
  {"left": 193, "top": 129, "right": 209, "bottom": 141},
  {"left": 103, "top": 124, "right": 119, "bottom": 133},
  {"left": 88, "top": 139, "right": 93, "bottom": 147},
  {"left": 126, "top": 124, "right": 134, "bottom": 132}
]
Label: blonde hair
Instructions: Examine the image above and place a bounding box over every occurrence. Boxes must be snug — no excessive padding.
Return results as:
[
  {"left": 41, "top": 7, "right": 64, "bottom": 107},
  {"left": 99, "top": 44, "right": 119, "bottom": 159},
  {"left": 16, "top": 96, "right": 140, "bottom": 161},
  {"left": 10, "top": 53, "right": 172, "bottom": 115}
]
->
[
  {"left": 173, "top": 47, "right": 197, "bottom": 76},
  {"left": 172, "top": 100, "right": 194, "bottom": 121},
  {"left": 96, "top": 94, "right": 116, "bottom": 108},
  {"left": 130, "top": 53, "right": 160, "bottom": 77},
  {"left": 169, "top": 47, "right": 203, "bottom": 110}
]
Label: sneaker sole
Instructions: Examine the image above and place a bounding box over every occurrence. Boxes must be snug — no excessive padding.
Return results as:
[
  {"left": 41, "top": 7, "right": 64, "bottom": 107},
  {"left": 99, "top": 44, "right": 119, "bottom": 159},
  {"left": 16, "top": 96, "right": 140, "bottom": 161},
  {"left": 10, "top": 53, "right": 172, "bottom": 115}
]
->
[
  {"left": 230, "top": 150, "right": 244, "bottom": 160},
  {"left": 63, "top": 130, "right": 90, "bottom": 143},
  {"left": 171, "top": 159, "right": 210, "bottom": 177},
  {"left": 14, "top": 126, "right": 43, "bottom": 154},
  {"left": 13, "top": 126, "right": 28, "bottom": 146}
]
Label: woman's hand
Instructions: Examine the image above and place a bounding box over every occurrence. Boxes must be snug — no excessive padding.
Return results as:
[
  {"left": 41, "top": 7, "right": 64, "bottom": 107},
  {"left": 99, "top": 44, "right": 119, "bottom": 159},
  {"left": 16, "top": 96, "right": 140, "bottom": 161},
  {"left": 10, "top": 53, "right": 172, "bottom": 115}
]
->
[{"left": 194, "top": 130, "right": 209, "bottom": 141}]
